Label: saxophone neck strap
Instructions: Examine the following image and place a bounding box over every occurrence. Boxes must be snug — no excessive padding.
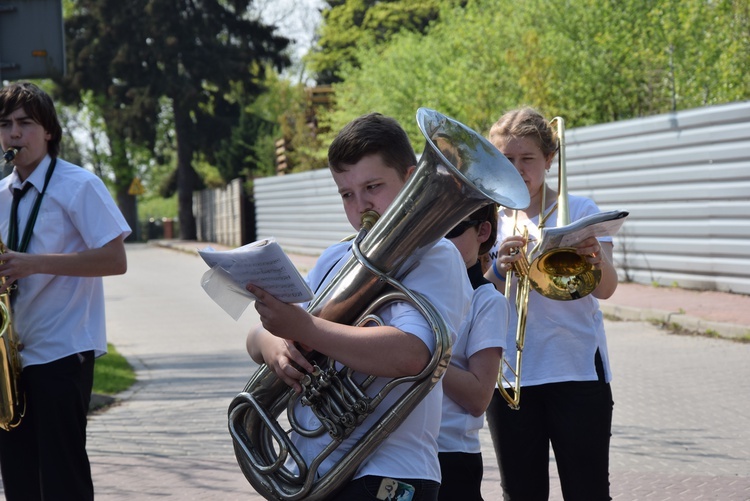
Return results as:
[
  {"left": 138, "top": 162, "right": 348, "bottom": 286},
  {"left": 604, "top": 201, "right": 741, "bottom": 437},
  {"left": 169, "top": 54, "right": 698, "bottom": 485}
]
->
[{"left": 8, "top": 157, "right": 57, "bottom": 253}]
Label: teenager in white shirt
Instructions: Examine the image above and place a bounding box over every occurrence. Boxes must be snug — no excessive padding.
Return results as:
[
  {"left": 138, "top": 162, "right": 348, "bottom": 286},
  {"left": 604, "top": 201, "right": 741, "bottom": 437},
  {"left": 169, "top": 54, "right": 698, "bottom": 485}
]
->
[
  {"left": 246, "top": 112, "right": 472, "bottom": 501},
  {"left": 0, "top": 81, "right": 130, "bottom": 501},
  {"left": 483, "top": 107, "right": 618, "bottom": 501}
]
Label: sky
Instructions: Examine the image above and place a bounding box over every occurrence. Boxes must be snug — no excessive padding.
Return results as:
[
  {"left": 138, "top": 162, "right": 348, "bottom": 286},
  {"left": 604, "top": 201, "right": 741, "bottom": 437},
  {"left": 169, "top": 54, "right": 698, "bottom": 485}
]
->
[{"left": 253, "top": 0, "right": 325, "bottom": 85}]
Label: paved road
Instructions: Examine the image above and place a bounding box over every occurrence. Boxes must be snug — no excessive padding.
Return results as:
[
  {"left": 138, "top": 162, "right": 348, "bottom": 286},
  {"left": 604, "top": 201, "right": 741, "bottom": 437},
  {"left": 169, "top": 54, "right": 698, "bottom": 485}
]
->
[{"left": 3, "top": 243, "right": 749, "bottom": 499}]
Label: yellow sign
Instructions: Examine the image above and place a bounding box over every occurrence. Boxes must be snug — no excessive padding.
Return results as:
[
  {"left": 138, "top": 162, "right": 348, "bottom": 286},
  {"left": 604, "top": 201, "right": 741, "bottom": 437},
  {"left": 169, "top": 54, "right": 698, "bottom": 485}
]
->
[{"left": 128, "top": 177, "right": 145, "bottom": 196}]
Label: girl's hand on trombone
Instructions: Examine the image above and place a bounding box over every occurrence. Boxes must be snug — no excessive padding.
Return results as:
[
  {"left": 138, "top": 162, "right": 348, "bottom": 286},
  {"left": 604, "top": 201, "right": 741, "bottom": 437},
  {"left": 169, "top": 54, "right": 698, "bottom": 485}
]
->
[
  {"left": 576, "top": 236, "right": 618, "bottom": 298},
  {"left": 496, "top": 235, "right": 527, "bottom": 272},
  {"left": 575, "top": 236, "right": 606, "bottom": 269}
]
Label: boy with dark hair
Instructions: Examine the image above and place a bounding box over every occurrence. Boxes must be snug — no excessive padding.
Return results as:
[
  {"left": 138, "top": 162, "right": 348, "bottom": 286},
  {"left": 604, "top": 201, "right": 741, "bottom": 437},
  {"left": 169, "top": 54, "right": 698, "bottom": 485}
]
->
[
  {"left": 246, "top": 112, "right": 472, "bottom": 500},
  {"left": 328, "top": 112, "right": 417, "bottom": 178},
  {"left": 0, "top": 81, "right": 131, "bottom": 500}
]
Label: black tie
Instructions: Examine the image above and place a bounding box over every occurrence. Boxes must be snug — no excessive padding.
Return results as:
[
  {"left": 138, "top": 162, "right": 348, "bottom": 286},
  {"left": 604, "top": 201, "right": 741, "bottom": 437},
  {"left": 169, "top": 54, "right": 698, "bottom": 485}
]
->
[{"left": 8, "top": 183, "right": 33, "bottom": 251}]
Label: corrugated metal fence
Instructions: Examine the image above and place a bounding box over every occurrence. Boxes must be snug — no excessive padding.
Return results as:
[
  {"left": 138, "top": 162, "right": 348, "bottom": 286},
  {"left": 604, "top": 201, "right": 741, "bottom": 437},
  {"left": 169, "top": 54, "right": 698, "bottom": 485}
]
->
[
  {"left": 193, "top": 177, "right": 245, "bottom": 248},
  {"left": 254, "top": 169, "right": 352, "bottom": 255},
  {"left": 252, "top": 101, "right": 750, "bottom": 295}
]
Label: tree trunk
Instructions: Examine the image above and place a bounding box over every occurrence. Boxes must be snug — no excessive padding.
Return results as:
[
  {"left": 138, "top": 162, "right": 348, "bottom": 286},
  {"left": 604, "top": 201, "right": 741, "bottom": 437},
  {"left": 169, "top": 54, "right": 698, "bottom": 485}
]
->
[
  {"left": 117, "top": 189, "right": 138, "bottom": 242},
  {"left": 173, "top": 103, "right": 198, "bottom": 240},
  {"left": 107, "top": 130, "right": 138, "bottom": 242}
]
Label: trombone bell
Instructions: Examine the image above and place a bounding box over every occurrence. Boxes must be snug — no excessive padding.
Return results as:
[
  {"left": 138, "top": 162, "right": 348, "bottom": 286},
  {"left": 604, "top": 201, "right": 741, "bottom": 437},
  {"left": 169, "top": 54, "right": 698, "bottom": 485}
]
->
[{"left": 528, "top": 247, "right": 602, "bottom": 300}]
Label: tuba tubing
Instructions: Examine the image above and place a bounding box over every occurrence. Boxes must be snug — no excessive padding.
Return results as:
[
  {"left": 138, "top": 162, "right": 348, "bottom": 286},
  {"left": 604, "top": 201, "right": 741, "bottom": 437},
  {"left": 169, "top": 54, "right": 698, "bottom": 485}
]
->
[{"left": 228, "top": 108, "right": 529, "bottom": 501}]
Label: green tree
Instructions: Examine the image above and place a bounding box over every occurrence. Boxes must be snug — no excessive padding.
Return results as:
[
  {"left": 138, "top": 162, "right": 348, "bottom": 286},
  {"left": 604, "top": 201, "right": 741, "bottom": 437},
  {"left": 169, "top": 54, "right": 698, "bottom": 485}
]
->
[
  {"left": 525, "top": 0, "right": 750, "bottom": 123},
  {"left": 215, "top": 111, "right": 278, "bottom": 181},
  {"left": 58, "top": 0, "right": 290, "bottom": 239},
  {"left": 306, "top": 0, "right": 445, "bottom": 84},
  {"left": 243, "top": 68, "right": 329, "bottom": 174},
  {"left": 316, "top": 0, "right": 750, "bottom": 146},
  {"left": 318, "top": 0, "right": 522, "bottom": 147}
]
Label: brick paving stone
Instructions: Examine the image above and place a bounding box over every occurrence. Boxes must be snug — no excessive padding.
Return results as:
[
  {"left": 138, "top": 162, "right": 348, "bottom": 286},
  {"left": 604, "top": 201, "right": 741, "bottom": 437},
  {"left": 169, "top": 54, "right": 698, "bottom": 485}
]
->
[{"left": 2, "top": 242, "right": 748, "bottom": 500}]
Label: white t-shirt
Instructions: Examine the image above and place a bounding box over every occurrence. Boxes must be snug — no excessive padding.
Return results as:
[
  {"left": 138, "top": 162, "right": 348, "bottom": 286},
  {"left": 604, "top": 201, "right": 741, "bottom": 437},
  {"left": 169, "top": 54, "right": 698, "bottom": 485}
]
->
[
  {"left": 0, "top": 156, "right": 131, "bottom": 367},
  {"left": 438, "top": 278, "right": 508, "bottom": 454},
  {"left": 488, "top": 195, "right": 613, "bottom": 386},
  {"left": 291, "top": 238, "right": 472, "bottom": 482}
]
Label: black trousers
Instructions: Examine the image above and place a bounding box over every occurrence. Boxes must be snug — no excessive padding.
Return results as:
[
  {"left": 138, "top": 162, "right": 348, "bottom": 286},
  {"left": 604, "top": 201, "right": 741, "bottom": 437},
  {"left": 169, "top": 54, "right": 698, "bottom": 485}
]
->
[
  {"left": 0, "top": 351, "right": 95, "bottom": 501},
  {"left": 485, "top": 352, "right": 613, "bottom": 501},
  {"left": 438, "top": 451, "right": 484, "bottom": 501},
  {"left": 329, "top": 475, "right": 440, "bottom": 501}
]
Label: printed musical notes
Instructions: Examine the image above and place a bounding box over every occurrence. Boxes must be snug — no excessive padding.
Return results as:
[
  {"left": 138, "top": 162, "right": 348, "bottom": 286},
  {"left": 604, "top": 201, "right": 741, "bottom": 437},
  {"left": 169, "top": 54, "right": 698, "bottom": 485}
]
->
[
  {"left": 534, "top": 210, "right": 629, "bottom": 257},
  {"left": 199, "top": 239, "right": 313, "bottom": 320}
]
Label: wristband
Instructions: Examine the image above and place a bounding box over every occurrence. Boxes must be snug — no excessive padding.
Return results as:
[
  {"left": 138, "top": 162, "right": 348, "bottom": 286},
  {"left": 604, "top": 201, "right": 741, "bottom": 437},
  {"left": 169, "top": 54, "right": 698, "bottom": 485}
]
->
[{"left": 492, "top": 260, "right": 506, "bottom": 281}]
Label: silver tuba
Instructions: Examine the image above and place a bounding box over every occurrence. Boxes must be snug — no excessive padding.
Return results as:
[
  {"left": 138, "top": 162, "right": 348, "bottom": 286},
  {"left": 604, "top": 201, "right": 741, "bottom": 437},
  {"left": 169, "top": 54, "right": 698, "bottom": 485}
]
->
[{"left": 228, "top": 108, "right": 530, "bottom": 501}]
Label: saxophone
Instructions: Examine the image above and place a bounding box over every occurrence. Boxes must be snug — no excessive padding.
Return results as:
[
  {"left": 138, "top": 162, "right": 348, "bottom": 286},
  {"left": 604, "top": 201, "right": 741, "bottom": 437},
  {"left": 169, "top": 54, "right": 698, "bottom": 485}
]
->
[
  {"left": 228, "top": 108, "right": 530, "bottom": 500},
  {"left": 0, "top": 237, "right": 26, "bottom": 431}
]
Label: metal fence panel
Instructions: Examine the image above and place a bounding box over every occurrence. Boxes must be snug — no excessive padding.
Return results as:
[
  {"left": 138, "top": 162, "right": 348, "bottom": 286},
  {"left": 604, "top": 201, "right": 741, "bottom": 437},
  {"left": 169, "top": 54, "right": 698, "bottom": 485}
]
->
[
  {"left": 193, "top": 178, "right": 244, "bottom": 248},
  {"left": 249, "top": 101, "right": 750, "bottom": 294},
  {"left": 563, "top": 101, "right": 750, "bottom": 294},
  {"left": 254, "top": 169, "right": 351, "bottom": 255}
]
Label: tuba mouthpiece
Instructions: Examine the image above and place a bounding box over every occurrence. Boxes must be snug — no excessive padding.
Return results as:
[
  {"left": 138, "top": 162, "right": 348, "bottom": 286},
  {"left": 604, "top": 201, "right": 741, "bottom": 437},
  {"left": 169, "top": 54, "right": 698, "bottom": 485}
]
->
[{"left": 360, "top": 211, "right": 379, "bottom": 231}]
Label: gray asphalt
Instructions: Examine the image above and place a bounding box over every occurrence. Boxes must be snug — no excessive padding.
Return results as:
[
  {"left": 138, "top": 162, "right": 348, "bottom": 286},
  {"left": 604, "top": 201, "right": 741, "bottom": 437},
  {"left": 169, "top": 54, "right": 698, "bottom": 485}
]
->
[{"left": 3, "top": 242, "right": 749, "bottom": 499}]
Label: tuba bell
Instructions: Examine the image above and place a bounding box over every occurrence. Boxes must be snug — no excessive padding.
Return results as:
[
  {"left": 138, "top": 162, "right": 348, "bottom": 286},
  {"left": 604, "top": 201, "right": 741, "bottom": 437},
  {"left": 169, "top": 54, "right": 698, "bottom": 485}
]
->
[
  {"left": 0, "top": 238, "right": 26, "bottom": 430},
  {"left": 228, "top": 108, "right": 529, "bottom": 501},
  {"left": 498, "top": 116, "right": 602, "bottom": 410}
]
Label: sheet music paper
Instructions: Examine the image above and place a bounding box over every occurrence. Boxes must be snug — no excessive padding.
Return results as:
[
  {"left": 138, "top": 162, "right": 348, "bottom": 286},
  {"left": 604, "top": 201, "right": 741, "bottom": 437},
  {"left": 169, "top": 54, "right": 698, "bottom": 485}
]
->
[
  {"left": 199, "top": 238, "right": 313, "bottom": 320},
  {"left": 534, "top": 210, "right": 629, "bottom": 257}
]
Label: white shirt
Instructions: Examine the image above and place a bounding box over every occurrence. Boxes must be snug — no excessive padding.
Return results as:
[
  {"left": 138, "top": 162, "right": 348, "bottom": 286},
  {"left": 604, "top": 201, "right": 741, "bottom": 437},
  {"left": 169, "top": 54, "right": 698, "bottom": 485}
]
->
[
  {"left": 438, "top": 279, "right": 508, "bottom": 453},
  {"left": 0, "top": 156, "right": 131, "bottom": 367},
  {"left": 488, "top": 195, "right": 613, "bottom": 386},
  {"left": 292, "top": 238, "right": 472, "bottom": 482}
]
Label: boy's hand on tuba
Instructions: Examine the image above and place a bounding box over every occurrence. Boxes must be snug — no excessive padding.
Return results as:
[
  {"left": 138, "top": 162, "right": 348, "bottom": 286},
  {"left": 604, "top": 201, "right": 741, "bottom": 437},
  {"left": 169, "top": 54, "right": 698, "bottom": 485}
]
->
[
  {"left": 263, "top": 338, "right": 312, "bottom": 393},
  {"left": 247, "top": 284, "right": 313, "bottom": 340},
  {"left": 247, "top": 283, "right": 316, "bottom": 392}
]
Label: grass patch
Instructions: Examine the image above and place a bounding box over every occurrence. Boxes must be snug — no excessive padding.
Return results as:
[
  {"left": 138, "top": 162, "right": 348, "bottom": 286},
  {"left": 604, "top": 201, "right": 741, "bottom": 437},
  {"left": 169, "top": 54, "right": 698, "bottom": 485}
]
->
[
  {"left": 648, "top": 319, "right": 750, "bottom": 344},
  {"left": 93, "top": 343, "right": 136, "bottom": 395}
]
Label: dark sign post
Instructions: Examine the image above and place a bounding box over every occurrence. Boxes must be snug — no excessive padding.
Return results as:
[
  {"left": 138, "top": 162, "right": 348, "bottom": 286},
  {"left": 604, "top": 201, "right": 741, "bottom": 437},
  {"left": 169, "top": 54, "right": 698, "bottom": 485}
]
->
[{"left": 0, "top": 0, "right": 65, "bottom": 81}]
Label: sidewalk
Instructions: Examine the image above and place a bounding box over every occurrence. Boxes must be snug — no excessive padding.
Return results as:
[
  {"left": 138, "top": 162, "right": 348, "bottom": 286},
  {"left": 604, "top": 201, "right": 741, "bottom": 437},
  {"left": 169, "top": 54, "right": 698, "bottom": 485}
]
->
[
  {"left": 69, "top": 242, "right": 750, "bottom": 500},
  {"left": 599, "top": 281, "right": 750, "bottom": 339},
  {"left": 160, "top": 239, "right": 750, "bottom": 340}
]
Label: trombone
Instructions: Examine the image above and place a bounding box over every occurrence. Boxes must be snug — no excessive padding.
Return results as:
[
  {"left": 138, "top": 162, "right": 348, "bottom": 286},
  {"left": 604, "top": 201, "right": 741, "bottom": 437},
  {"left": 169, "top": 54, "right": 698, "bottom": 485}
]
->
[{"left": 497, "top": 117, "right": 602, "bottom": 410}]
